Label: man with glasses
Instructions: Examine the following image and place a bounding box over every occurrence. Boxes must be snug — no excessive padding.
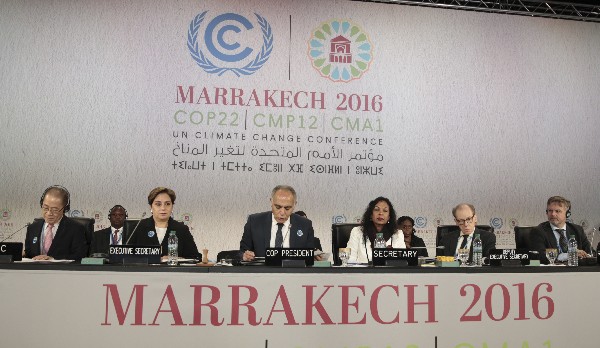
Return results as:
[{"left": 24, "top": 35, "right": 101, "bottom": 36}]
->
[
  {"left": 438, "top": 203, "right": 496, "bottom": 261},
  {"left": 529, "top": 196, "right": 591, "bottom": 264},
  {"left": 24, "top": 186, "right": 88, "bottom": 261}
]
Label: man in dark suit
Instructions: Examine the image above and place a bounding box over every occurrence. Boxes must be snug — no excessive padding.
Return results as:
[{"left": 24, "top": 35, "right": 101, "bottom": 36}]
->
[
  {"left": 530, "top": 196, "right": 591, "bottom": 264},
  {"left": 90, "top": 205, "right": 127, "bottom": 255},
  {"left": 240, "top": 185, "right": 315, "bottom": 261},
  {"left": 438, "top": 203, "right": 496, "bottom": 261},
  {"left": 24, "top": 186, "right": 88, "bottom": 261}
]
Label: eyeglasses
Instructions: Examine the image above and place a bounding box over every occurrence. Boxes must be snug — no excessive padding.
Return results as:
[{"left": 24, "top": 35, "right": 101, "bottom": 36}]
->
[
  {"left": 455, "top": 215, "right": 475, "bottom": 225},
  {"left": 42, "top": 205, "right": 64, "bottom": 214}
]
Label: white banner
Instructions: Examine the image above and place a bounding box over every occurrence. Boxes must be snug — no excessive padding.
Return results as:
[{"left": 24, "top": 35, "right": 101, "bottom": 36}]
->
[
  {"left": 1, "top": 0, "right": 599, "bottom": 255},
  {"left": 1, "top": 267, "right": 598, "bottom": 347}
]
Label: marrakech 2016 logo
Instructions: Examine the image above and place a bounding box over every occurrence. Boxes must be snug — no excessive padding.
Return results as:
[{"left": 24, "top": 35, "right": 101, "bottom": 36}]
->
[
  {"left": 187, "top": 11, "right": 273, "bottom": 77},
  {"left": 308, "top": 19, "right": 373, "bottom": 82},
  {"left": 1, "top": 209, "right": 11, "bottom": 221}
]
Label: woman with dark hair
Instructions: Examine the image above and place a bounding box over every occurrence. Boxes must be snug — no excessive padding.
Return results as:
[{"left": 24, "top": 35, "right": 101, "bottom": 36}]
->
[
  {"left": 398, "top": 216, "right": 428, "bottom": 257},
  {"left": 347, "top": 197, "right": 405, "bottom": 263},
  {"left": 130, "top": 187, "right": 200, "bottom": 260}
]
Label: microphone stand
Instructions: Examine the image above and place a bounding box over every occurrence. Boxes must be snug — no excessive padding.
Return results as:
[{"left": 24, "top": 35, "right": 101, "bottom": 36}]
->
[{"left": 0, "top": 223, "right": 30, "bottom": 243}]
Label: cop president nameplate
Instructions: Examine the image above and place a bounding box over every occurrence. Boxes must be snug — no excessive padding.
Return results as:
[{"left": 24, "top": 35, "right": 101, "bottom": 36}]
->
[
  {"left": 372, "top": 248, "right": 418, "bottom": 267},
  {"left": 109, "top": 245, "right": 161, "bottom": 264},
  {"left": 265, "top": 248, "right": 314, "bottom": 267}
]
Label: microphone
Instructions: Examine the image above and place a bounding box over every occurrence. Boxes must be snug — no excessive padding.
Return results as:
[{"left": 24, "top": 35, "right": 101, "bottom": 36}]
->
[
  {"left": 124, "top": 212, "right": 147, "bottom": 245},
  {"left": 0, "top": 223, "right": 30, "bottom": 243}
]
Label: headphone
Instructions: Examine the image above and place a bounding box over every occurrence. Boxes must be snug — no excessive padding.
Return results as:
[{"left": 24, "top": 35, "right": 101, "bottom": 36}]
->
[
  {"left": 108, "top": 205, "right": 128, "bottom": 219},
  {"left": 40, "top": 185, "right": 71, "bottom": 213},
  {"left": 546, "top": 206, "right": 571, "bottom": 218}
]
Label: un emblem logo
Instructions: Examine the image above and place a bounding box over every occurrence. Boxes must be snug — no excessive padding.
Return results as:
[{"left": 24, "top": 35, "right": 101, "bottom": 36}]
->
[{"left": 187, "top": 11, "right": 273, "bottom": 76}]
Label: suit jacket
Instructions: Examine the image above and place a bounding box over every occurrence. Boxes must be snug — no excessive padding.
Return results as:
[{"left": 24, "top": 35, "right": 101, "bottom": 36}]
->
[
  {"left": 438, "top": 228, "right": 496, "bottom": 261},
  {"left": 314, "top": 237, "right": 323, "bottom": 251},
  {"left": 90, "top": 225, "right": 129, "bottom": 255},
  {"left": 130, "top": 217, "right": 200, "bottom": 259},
  {"left": 529, "top": 221, "right": 591, "bottom": 264},
  {"left": 239, "top": 212, "right": 314, "bottom": 257},
  {"left": 408, "top": 232, "right": 429, "bottom": 257},
  {"left": 24, "top": 216, "right": 88, "bottom": 261}
]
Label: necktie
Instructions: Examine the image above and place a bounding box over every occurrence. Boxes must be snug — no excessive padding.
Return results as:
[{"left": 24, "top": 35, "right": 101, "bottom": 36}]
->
[
  {"left": 43, "top": 224, "right": 54, "bottom": 255},
  {"left": 113, "top": 229, "right": 119, "bottom": 244},
  {"left": 557, "top": 229, "right": 568, "bottom": 253},
  {"left": 459, "top": 235, "right": 469, "bottom": 249},
  {"left": 275, "top": 223, "right": 284, "bottom": 248}
]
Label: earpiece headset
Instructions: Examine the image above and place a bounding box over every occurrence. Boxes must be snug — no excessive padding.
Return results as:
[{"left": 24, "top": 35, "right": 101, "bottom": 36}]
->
[
  {"left": 545, "top": 201, "right": 571, "bottom": 218},
  {"left": 40, "top": 185, "right": 71, "bottom": 213},
  {"left": 108, "top": 205, "right": 128, "bottom": 219}
]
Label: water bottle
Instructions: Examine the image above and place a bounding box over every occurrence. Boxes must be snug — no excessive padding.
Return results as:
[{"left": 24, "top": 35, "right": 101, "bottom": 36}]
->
[
  {"left": 374, "top": 233, "right": 386, "bottom": 249},
  {"left": 567, "top": 234, "right": 578, "bottom": 267},
  {"left": 167, "top": 231, "right": 178, "bottom": 266},
  {"left": 472, "top": 234, "right": 483, "bottom": 266}
]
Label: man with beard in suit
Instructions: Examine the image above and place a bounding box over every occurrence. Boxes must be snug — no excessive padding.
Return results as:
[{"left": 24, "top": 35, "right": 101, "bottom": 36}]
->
[{"left": 530, "top": 196, "right": 590, "bottom": 264}]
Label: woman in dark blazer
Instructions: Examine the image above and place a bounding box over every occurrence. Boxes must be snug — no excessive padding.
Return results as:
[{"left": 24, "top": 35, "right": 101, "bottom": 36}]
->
[
  {"left": 131, "top": 187, "right": 200, "bottom": 260},
  {"left": 398, "top": 216, "right": 428, "bottom": 257}
]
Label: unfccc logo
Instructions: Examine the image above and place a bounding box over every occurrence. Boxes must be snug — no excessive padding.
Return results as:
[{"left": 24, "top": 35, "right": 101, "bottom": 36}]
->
[
  {"left": 414, "top": 217, "right": 427, "bottom": 229},
  {"left": 490, "top": 217, "right": 503, "bottom": 230},
  {"left": 332, "top": 215, "right": 346, "bottom": 224},
  {"left": 187, "top": 11, "right": 273, "bottom": 76}
]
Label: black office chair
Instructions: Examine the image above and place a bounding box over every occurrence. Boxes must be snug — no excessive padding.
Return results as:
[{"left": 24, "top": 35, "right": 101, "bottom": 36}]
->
[
  {"left": 435, "top": 224, "right": 494, "bottom": 256},
  {"left": 331, "top": 223, "right": 360, "bottom": 265},
  {"left": 34, "top": 216, "right": 95, "bottom": 254},
  {"left": 123, "top": 219, "right": 140, "bottom": 243},
  {"left": 71, "top": 217, "right": 95, "bottom": 246},
  {"left": 514, "top": 226, "right": 535, "bottom": 250}
]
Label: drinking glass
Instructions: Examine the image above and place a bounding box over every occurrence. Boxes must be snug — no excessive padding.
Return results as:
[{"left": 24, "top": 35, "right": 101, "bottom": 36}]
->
[
  {"left": 545, "top": 248, "right": 558, "bottom": 265},
  {"left": 339, "top": 248, "right": 350, "bottom": 267},
  {"left": 457, "top": 248, "right": 469, "bottom": 266}
]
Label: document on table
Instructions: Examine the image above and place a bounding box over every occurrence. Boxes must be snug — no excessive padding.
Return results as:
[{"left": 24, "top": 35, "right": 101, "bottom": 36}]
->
[{"left": 18, "top": 258, "right": 75, "bottom": 263}]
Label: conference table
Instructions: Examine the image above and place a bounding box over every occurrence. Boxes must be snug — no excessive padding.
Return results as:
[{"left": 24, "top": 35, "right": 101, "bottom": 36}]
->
[{"left": 1, "top": 262, "right": 598, "bottom": 348}]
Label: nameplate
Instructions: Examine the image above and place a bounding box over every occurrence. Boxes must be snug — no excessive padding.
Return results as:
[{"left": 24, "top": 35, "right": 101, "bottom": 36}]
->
[
  {"left": 265, "top": 248, "right": 314, "bottom": 267},
  {"left": 489, "top": 249, "right": 530, "bottom": 266},
  {"left": 0, "top": 242, "right": 23, "bottom": 262},
  {"left": 109, "top": 245, "right": 161, "bottom": 264},
  {"left": 372, "top": 248, "right": 418, "bottom": 267}
]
